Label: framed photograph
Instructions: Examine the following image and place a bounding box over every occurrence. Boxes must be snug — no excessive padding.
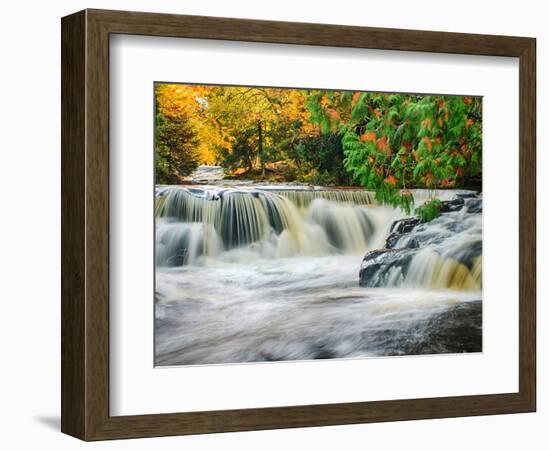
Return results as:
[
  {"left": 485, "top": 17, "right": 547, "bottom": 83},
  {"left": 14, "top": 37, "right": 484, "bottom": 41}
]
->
[{"left": 61, "top": 9, "right": 536, "bottom": 440}]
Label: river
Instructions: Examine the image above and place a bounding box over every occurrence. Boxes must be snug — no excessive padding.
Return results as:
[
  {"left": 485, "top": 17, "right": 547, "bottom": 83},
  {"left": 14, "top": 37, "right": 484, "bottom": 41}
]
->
[{"left": 154, "top": 185, "right": 482, "bottom": 366}]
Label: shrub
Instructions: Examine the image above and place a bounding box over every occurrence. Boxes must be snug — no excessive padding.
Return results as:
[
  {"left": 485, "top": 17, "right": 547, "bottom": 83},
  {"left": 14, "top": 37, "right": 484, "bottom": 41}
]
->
[{"left": 415, "top": 198, "right": 442, "bottom": 222}]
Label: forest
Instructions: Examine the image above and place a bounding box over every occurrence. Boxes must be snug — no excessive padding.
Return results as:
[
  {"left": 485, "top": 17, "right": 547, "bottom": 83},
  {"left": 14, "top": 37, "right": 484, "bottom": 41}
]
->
[{"left": 155, "top": 83, "right": 482, "bottom": 216}]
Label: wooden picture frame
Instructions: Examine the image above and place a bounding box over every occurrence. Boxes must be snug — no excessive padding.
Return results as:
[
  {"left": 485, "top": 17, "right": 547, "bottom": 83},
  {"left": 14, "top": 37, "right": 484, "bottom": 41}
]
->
[{"left": 61, "top": 8, "right": 536, "bottom": 441}]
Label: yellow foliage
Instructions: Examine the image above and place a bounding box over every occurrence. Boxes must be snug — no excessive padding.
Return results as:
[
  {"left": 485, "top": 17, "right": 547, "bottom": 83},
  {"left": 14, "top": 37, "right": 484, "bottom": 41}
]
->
[{"left": 155, "top": 83, "right": 315, "bottom": 167}]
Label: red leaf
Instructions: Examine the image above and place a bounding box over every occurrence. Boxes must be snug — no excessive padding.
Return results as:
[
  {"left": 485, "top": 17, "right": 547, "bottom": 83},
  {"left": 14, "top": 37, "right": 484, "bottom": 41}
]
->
[{"left": 385, "top": 175, "right": 398, "bottom": 186}]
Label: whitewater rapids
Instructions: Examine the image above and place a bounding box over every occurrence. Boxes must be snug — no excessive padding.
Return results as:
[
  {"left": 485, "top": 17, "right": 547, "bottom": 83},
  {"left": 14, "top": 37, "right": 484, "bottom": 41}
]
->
[{"left": 154, "top": 186, "right": 482, "bottom": 366}]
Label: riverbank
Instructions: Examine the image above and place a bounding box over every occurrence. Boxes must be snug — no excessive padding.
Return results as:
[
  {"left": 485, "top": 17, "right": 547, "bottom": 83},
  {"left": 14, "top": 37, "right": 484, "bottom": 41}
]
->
[{"left": 182, "top": 165, "right": 483, "bottom": 192}]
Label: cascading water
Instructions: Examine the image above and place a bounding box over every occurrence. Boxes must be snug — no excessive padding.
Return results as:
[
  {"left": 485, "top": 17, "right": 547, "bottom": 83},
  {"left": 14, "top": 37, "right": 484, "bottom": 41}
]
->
[
  {"left": 155, "top": 185, "right": 482, "bottom": 366},
  {"left": 155, "top": 186, "right": 386, "bottom": 263},
  {"left": 359, "top": 204, "right": 482, "bottom": 290}
]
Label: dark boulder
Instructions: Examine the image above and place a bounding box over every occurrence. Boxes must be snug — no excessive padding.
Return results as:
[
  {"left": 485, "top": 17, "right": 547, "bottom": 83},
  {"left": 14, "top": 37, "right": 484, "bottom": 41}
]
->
[
  {"left": 361, "top": 300, "right": 482, "bottom": 356},
  {"left": 386, "top": 232, "right": 419, "bottom": 249},
  {"left": 385, "top": 217, "right": 421, "bottom": 248},
  {"left": 439, "top": 197, "right": 465, "bottom": 213},
  {"left": 456, "top": 192, "right": 480, "bottom": 199},
  {"left": 465, "top": 198, "right": 482, "bottom": 213},
  {"left": 389, "top": 217, "right": 421, "bottom": 234},
  {"left": 359, "top": 249, "right": 415, "bottom": 287},
  {"left": 360, "top": 193, "right": 482, "bottom": 287}
]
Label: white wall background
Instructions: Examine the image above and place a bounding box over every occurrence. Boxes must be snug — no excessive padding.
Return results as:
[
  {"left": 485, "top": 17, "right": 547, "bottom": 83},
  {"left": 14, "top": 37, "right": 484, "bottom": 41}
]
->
[{"left": 0, "top": 0, "right": 546, "bottom": 448}]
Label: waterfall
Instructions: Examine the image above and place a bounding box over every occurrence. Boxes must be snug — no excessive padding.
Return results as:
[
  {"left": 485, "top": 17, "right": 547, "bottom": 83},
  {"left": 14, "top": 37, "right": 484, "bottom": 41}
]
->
[
  {"left": 359, "top": 204, "right": 482, "bottom": 290},
  {"left": 155, "top": 185, "right": 482, "bottom": 291},
  {"left": 307, "top": 199, "right": 374, "bottom": 253},
  {"left": 407, "top": 189, "right": 477, "bottom": 204},
  {"left": 155, "top": 186, "right": 386, "bottom": 265},
  {"left": 156, "top": 221, "right": 222, "bottom": 266},
  {"left": 404, "top": 249, "right": 482, "bottom": 290},
  {"left": 273, "top": 189, "right": 375, "bottom": 209}
]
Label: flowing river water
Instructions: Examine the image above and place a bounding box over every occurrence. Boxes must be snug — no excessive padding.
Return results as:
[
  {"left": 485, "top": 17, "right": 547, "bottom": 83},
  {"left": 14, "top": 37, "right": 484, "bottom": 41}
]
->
[{"left": 155, "top": 185, "right": 482, "bottom": 366}]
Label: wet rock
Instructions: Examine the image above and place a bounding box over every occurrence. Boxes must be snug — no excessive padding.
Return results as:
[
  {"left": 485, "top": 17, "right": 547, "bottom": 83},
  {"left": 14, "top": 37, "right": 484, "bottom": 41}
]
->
[
  {"left": 362, "top": 300, "right": 482, "bottom": 355},
  {"left": 440, "top": 197, "right": 464, "bottom": 213},
  {"left": 386, "top": 196, "right": 480, "bottom": 248},
  {"left": 465, "top": 198, "right": 482, "bottom": 213},
  {"left": 447, "top": 239, "right": 482, "bottom": 271},
  {"left": 422, "top": 300, "right": 482, "bottom": 353},
  {"left": 386, "top": 232, "right": 420, "bottom": 249},
  {"left": 361, "top": 193, "right": 483, "bottom": 288},
  {"left": 386, "top": 217, "right": 421, "bottom": 248},
  {"left": 390, "top": 217, "right": 421, "bottom": 234},
  {"left": 359, "top": 249, "right": 415, "bottom": 287},
  {"left": 456, "top": 192, "right": 480, "bottom": 199}
]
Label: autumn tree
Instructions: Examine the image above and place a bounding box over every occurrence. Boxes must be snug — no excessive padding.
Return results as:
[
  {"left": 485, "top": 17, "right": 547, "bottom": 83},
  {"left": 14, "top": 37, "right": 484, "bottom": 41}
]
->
[
  {"left": 206, "top": 87, "right": 304, "bottom": 174},
  {"left": 306, "top": 91, "right": 482, "bottom": 214},
  {"left": 155, "top": 84, "right": 202, "bottom": 183}
]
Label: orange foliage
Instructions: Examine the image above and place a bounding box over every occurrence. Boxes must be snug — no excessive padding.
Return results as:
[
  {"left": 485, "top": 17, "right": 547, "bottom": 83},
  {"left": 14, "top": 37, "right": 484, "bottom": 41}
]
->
[
  {"left": 423, "top": 136, "right": 433, "bottom": 151},
  {"left": 384, "top": 175, "right": 397, "bottom": 186},
  {"left": 328, "top": 109, "right": 341, "bottom": 120},
  {"left": 351, "top": 92, "right": 361, "bottom": 107},
  {"left": 360, "top": 132, "right": 377, "bottom": 143},
  {"left": 376, "top": 136, "right": 391, "bottom": 156},
  {"left": 423, "top": 172, "right": 434, "bottom": 186},
  {"left": 440, "top": 178, "right": 456, "bottom": 188}
]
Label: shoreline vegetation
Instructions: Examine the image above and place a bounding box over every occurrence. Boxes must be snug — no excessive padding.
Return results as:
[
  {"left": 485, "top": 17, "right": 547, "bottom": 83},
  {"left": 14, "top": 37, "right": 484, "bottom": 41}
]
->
[{"left": 155, "top": 84, "right": 482, "bottom": 221}]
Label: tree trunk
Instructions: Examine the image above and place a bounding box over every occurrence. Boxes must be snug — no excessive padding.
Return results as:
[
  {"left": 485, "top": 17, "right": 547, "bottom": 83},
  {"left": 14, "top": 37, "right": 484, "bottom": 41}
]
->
[{"left": 258, "top": 120, "right": 265, "bottom": 176}]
